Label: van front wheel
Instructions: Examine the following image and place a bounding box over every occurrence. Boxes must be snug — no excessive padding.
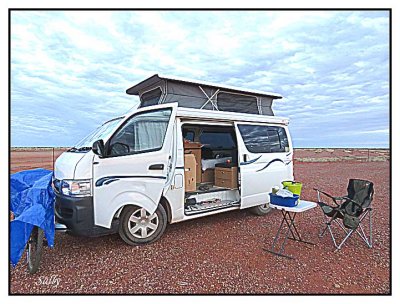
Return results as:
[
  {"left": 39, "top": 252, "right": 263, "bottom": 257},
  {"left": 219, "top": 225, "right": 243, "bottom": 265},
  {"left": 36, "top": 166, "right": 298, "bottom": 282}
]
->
[
  {"left": 119, "top": 204, "right": 167, "bottom": 246},
  {"left": 250, "top": 203, "right": 271, "bottom": 216}
]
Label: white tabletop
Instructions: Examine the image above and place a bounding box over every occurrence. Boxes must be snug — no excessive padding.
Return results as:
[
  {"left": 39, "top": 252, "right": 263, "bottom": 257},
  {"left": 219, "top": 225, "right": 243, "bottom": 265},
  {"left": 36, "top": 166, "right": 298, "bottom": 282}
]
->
[{"left": 270, "top": 200, "right": 317, "bottom": 213}]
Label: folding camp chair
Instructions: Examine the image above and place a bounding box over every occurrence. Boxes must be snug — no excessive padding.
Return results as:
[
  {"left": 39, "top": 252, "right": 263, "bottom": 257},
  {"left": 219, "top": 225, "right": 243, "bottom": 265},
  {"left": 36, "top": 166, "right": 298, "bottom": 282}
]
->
[{"left": 314, "top": 179, "right": 374, "bottom": 251}]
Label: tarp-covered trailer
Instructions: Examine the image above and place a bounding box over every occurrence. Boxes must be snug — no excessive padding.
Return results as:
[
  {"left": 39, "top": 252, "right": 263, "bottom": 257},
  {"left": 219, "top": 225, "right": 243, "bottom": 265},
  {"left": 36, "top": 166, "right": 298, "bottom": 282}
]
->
[{"left": 126, "top": 74, "right": 282, "bottom": 115}]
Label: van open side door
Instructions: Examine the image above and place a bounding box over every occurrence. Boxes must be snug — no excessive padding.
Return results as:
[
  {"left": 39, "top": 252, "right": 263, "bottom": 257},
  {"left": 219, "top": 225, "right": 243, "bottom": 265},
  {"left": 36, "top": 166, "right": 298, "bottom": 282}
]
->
[{"left": 234, "top": 122, "right": 293, "bottom": 209}]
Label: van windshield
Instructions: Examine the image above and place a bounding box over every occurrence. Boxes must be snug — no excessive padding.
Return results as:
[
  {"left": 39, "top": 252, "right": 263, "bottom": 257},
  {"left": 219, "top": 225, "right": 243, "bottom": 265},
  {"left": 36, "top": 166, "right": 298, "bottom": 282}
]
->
[{"left": 70, "top": 117, "right": 123, "bottom": 151}]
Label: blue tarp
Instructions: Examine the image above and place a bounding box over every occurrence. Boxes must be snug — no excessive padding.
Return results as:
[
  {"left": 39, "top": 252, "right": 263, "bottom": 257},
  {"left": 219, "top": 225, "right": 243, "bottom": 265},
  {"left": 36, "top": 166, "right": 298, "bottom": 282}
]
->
[{"left": 10, "top": 168, "right": 55, "bottom": 266}]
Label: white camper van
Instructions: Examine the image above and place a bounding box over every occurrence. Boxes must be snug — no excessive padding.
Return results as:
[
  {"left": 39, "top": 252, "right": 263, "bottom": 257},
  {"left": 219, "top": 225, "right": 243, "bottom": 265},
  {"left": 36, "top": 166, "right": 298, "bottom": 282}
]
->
[{"left": 53, "top": 75, "right": 293, "bottom": 245}]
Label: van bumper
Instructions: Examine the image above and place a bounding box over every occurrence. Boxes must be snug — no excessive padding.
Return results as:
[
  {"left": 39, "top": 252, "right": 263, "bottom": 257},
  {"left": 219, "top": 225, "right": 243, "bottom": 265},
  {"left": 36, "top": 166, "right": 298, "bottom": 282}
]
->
[{"left": 55, "top": 194, "right": 119, "bottom": 237}]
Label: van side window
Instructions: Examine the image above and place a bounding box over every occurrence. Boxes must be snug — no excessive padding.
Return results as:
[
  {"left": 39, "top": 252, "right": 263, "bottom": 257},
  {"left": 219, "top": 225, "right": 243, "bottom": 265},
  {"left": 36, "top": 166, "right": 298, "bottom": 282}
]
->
[
  {"left": 217, "top": 92, "right": 259, "bottom": 114},
  {"left": 237, "top": 125, "right": 289, "bottom": 153},
  {"left": 107, "top": 108, "right": 172, "bottom": 157},
  {"left": 140, "top": 88, "right": 162, "bottom": 107}
]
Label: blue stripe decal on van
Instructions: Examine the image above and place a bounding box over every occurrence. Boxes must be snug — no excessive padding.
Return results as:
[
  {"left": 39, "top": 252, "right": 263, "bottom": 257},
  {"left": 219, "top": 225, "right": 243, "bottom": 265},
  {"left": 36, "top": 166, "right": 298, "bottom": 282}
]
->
[
  {"left": 96, "top": 175, "right": 166, "bottom": 187},
  {"left": 240, "top": 155, "right": 262, "bottom": 166},
  {"left": 256, "top": 158, "right": 285, "bottom": 172}
]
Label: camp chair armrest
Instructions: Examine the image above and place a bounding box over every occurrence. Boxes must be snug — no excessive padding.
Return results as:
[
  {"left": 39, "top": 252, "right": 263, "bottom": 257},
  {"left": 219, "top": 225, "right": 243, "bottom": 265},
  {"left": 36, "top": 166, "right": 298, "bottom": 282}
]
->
[
  {"left": 342, "top": 196, "right": 363, "bottom": 208},
  {"left": 313, "top": 188, "right": 340, "bottom": 206},
  {"left": 333, "top": 196, "right": 346, "bottom": 200}
]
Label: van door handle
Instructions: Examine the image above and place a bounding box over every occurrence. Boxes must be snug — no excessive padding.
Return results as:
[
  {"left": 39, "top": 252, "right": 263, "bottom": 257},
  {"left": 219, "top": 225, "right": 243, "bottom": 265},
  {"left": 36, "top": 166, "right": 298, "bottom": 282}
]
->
[{"left": 149, "top": 164, "right": 164, "bottom": 170}]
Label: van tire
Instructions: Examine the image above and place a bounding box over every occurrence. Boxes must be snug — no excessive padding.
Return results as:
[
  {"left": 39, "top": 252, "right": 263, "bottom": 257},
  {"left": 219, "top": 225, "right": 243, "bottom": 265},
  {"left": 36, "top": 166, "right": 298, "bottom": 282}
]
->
[
  {"left": 250, "top": 203, "right": 271, "bottom": 216},
  {"left": 118, "top": 204, "right": 167, "bottom": 246}
]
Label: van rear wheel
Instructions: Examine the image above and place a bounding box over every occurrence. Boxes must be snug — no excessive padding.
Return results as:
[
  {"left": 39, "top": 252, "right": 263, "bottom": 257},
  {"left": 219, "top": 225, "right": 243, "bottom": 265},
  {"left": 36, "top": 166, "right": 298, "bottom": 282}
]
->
[
  {"left": 119, "top": 204, "right": 167, "bottom": 246},
  {"left": 250, "top": 203, "right": 271, "bottom": 216}
]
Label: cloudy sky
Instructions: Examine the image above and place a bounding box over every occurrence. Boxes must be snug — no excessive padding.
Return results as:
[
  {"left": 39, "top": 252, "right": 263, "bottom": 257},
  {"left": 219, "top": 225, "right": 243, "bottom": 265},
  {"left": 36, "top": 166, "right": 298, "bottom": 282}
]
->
[{"left": 10, "top": 10, "right": 389, "bottom": 147}]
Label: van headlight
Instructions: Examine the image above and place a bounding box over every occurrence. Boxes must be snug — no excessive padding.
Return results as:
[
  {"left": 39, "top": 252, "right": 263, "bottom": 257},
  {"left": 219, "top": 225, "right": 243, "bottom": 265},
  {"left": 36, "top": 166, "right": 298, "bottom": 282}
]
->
[{"left": 61, "top": 179, "right": 92, "bottom": 197}]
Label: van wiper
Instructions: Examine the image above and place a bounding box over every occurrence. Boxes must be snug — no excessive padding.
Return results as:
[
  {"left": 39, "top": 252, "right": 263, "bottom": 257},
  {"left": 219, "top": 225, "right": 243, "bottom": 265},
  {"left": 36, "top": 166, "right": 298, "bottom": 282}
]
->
[
  {"left": 77, "top": 147, "right": 92, "bottom": 152},
  {"left": 67, "top": 147, "right": 91, "bottom": 152}
]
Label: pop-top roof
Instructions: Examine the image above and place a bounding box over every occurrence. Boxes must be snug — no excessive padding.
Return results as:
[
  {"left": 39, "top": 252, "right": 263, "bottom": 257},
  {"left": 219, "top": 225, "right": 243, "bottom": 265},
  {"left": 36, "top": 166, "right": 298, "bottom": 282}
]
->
[
  {"left": 126, "top": 74, "right": 282, "bottom": 99},
  {"left": 125, "top": 74, "right": 282, "bottom": 116}
]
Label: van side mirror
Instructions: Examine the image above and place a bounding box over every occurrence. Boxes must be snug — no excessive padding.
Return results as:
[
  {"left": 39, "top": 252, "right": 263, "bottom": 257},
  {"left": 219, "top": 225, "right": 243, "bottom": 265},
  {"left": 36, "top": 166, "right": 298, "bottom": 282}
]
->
[{"left": 92, "top": 139, "right": 105, "bottom": 157}]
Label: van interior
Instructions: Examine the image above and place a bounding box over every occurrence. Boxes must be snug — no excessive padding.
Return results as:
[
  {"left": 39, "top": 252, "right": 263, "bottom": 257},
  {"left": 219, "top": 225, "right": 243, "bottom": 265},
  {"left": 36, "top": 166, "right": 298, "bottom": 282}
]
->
[{"left": 182, "top": 123, "right": 241, "bottom": 215}]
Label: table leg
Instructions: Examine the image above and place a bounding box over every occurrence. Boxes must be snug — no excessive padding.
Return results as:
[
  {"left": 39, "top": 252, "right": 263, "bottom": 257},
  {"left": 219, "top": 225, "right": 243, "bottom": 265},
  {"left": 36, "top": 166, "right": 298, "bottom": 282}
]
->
[
  {"left": 263, "top": 211, "right": 295, "bottom": 259},
  {"left": 287, "top": 212, "right": 315, "bottom": 246},
  {"left": 282, "top": 209, "right": 297, "bottom": 240},
  {"left": 264, "top": 210, "right": 314, "bottom": 259},
  {"left": 269, "top": 211, "right": 287, "bottom": 249}
]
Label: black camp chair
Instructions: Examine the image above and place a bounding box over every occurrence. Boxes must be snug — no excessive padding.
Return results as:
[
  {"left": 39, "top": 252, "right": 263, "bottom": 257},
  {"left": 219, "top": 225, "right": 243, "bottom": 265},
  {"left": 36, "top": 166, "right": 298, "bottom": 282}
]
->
[{"left": 313, "top": 179, "right": 374, "bottom": 251}]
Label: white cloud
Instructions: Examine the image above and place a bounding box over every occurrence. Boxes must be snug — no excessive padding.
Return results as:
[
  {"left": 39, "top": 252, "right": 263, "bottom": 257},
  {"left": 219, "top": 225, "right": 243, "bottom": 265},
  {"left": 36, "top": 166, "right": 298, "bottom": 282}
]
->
[
  {"left": 10, "top": 10, "right": 389, "bottom": 148},
  {"left": 347, "top": 13, "right": 388, "bottom": 31},
  {"left": 359, "top": 129, "right": 389, "bottom": 134},
  {"left": 266, "top": 11, "right": 335, "bottom": 33},
  {"left": 47, "top": 20, "right": 114, "bottom": 52}
]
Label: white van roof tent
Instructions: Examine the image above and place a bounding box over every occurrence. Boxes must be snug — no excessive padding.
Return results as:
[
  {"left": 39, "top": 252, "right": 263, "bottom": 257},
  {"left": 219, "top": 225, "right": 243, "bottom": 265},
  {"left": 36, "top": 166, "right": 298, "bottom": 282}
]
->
[{"left": 126, "top": 74, "right": 282, "bottom": 116}]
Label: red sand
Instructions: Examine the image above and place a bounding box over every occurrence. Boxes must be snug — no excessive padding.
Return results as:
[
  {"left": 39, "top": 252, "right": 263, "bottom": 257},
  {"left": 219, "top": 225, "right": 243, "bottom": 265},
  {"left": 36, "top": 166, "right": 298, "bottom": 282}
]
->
[
  {"left": 9, "top": 150, "right": 390, "bottom": 294},
  {"left": 10, "top": 149, "right": 67, "bottom": 174}
]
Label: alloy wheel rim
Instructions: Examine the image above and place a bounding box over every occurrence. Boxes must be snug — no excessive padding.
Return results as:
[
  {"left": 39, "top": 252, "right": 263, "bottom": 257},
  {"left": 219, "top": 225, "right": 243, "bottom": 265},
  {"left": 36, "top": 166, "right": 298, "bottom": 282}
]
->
[{"left": 128, "top": 208, "right": 159, "bottom": 239}]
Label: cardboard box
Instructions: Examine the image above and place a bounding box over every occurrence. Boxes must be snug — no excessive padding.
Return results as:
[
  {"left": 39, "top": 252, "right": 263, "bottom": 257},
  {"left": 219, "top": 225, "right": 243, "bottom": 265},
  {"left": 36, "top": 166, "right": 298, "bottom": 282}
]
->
[
  {"left": 184, "top": 154, "right": 196, "bottom": 192},
  {"left": 183, "top": 141, "right": 202, "bottom": 149},
  {"left": 184, "top": 141, "right": 202, "bottom": 182},
  {"left": 201, "top": 168, "right": 215, "bottom": 183}
]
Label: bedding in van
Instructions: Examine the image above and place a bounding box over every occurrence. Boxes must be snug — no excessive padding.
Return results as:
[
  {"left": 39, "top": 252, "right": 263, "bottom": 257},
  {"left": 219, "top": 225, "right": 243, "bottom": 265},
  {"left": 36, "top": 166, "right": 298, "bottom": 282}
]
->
[{"left": 201, "top": 157, "right": 232, "bottom": 171}]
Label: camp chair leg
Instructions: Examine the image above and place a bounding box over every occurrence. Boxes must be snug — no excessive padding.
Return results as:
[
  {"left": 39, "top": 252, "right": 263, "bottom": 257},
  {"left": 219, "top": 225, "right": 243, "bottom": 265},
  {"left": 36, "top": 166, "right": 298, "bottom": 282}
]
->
[
  {"left": 336, "top": 229, "right": 356, "bottom": 251},
  {"left": 369, "top": 209, "right": 373, "bottom": 247},
  {"left": 333, "top": 209, "right": 373, "bottom": 251},
  {"left": 317, "top": 213, "right": 341, "bottom": 249},
  {"left": 319, "top": 212, "right": 334, "bottom": 238},
  {"left": 320, "top": 213, "right": 343, "bottom": 246},
  {"left": 358, "top": 224, "right": 370, "bottom": 247},
  {"left": 336, "top": 220, "right": 351, "bottom": 236},
  {"left": 367, "top": 208, "right": 373, "bottom": 248},
  {"left": 323, "top": 218, "right": 351, "bottom": 250},
  {"left": 317, "top": 202, "right": 329, "bottom": 237},
  {"left": 319, "top": 216, "right": 330, "bottom": 237},
  {"left": 355, "top": 209, "right": 373, "bottom": 248},
  {"left": 327, "top": 222, "right": 339, "bottom": 249},
  {"left": 319, "top": 224, "right": 328, "bottom": 237}
]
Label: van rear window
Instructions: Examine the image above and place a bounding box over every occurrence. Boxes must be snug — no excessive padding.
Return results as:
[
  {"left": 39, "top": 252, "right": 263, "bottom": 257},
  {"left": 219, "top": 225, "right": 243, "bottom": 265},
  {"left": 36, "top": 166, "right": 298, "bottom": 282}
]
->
[{"left": 237, "top": 125, "right": 289, "bottom": 153}]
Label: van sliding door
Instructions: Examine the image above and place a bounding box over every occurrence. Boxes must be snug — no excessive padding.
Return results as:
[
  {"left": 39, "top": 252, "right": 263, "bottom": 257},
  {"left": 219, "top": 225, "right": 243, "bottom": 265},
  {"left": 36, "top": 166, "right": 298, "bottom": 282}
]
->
[{"left": 234, "top": 122, "right": 293, "bottom": 209}]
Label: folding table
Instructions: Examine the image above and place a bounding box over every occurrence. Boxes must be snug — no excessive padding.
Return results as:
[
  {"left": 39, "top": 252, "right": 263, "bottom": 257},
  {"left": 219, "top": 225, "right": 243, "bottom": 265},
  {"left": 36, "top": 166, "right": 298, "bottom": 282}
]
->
[{"left": 264, "top": 200, "right": 317, "bottom": 259}]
